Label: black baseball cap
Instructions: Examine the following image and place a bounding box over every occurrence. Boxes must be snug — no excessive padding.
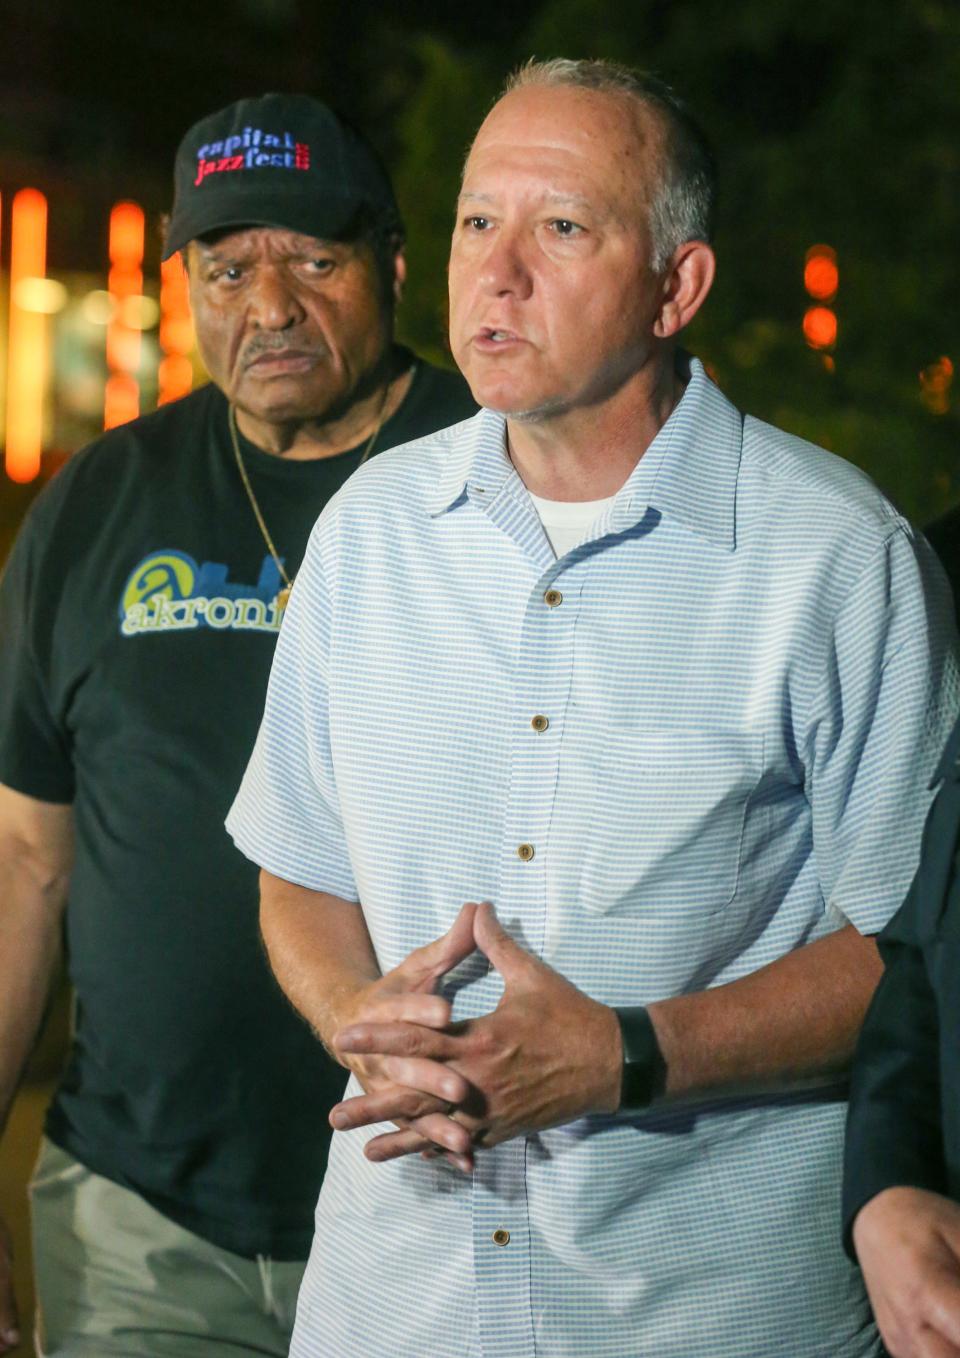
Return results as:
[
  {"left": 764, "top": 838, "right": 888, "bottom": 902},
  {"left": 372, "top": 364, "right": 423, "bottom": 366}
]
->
[{"left": 162, "top": 92, "right": 404, "bottom": 260}]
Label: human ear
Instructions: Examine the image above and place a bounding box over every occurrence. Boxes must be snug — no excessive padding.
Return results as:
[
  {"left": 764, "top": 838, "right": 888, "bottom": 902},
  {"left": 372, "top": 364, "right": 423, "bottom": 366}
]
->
[
  {"left": 653, "top": 241, "right": 716, "bottom": 339},
  {"left": 392, "top": 250, "right": 408, "bottom": 304}
]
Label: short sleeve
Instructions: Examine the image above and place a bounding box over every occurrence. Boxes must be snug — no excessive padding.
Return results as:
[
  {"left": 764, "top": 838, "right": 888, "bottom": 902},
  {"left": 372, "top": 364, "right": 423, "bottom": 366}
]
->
[
  {"left": 226, "top": 519, "right": 357, "bottom": 901},
  {"left": 0, "top": 508, "right": 75, "bottom": 802},
  {"left": 805, "top": 524, "right": 960, "bottom": 933}
]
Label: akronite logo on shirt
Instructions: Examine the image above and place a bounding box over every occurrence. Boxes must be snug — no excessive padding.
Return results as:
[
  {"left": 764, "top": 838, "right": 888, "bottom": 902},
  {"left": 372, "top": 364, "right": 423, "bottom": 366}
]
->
[{"left": 118, "top": 550, "right": 285, "bottom": 636}]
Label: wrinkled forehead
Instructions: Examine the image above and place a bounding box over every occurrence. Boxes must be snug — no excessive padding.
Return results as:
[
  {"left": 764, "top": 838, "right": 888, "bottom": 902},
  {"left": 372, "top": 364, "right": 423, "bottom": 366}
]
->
[{"left": 190, "top": 224, "right": 344, "bottom": 260}]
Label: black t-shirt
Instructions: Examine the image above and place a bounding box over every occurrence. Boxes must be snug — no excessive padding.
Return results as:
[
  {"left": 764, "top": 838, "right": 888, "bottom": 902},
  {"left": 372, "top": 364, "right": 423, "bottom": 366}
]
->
[{"left": 0, "top": 351, "right": 476, "bottom": 1258}]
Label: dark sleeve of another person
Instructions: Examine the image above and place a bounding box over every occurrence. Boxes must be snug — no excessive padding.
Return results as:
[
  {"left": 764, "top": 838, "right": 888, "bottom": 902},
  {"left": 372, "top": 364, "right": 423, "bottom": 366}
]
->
[
  {"left": 842, "top": 723, "right": 960, "bottom": 1257},
  {"left": 925, "top": 504, "right": 960, "bottom": 630},
  {"left": 0, "top": 495, "right": 75, "bottom": 802}
]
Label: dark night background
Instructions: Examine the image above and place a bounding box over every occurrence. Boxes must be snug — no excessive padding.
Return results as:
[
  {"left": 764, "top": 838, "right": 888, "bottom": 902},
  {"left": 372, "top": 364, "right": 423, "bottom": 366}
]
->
[
  {"left": 0, "top": 3, "right": 956, "bottom": 1347},
  {"left": 0, "top": 0, "right": 957, "bottom": 546},
  {"left": 0, "top": 0, "right": 955, "bottom": 526}
]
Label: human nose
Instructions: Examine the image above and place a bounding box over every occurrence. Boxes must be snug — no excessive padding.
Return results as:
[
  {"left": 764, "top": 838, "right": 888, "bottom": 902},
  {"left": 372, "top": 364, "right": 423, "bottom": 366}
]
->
[
  {"left": 247, "top": 267, "right": 306, "bottom": 330},
  {"left": 476, "top": 225, "right": 533, "bottom": 300}
]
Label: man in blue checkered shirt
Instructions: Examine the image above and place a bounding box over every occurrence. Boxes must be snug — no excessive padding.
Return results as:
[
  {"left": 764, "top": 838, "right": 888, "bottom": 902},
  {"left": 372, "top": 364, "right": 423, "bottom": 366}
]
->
[{"left": 229, "top": 59, "right": 959, "bottom": 1357}]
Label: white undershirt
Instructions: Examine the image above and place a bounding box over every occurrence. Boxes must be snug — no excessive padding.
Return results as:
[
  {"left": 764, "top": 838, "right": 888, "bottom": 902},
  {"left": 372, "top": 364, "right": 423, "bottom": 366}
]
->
[{"left": 527, "top": 491, "right": 618, "bottom": 557}]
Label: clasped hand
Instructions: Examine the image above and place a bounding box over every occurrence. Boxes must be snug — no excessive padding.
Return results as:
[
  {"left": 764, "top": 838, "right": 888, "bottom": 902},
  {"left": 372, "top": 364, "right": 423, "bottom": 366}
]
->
[{"left": 328, "top": 902, "right": 621, "bottom": 1171}]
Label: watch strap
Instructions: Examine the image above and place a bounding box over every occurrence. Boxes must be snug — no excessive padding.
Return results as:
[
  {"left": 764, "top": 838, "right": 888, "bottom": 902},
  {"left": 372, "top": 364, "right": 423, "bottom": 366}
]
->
[{"left": 615, "top": 1005, "right": 667, "bottom": 1110}]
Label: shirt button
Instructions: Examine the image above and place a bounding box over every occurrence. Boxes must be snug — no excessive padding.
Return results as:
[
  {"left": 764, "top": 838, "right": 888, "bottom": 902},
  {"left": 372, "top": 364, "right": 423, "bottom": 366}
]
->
[
  {"left": 517, "top": 843, "right": 535, "bottom": 862},
  {"left": 531, "top": 714, "right": 549, "bottom": 733},
  {"left": 543, "top": 588, "right": 563, "bottom": 608},
  {"left": 492, "top": 1228, "right": 510, "bottom": 1246}
]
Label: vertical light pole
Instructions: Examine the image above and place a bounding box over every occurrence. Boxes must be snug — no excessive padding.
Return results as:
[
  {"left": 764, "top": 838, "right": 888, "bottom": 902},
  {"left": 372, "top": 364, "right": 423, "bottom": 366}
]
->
[
  {"left": 5, "top": 189, "right": 49, "bottom": 484},
  {"left": 104, "top": 201, "right": 144, "bottom": 429},
  {"left": 802, "top": 244, "right": 839, "bottom": 368},
  {"left": 158, "top": 254, "right": 195, "bottom": 405}
]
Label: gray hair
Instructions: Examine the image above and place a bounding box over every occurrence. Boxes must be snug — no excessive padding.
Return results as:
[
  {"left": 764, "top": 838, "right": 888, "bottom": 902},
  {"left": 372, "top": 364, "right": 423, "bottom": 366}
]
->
[{"left": 502, "top": 58, "right": 716, "bottom": 272}]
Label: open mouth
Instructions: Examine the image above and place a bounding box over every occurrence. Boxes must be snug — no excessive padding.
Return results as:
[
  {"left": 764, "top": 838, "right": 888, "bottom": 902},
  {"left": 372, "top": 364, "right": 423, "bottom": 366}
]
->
[{"left": 475, "top": 327, "right": 525, "bottom": 349}]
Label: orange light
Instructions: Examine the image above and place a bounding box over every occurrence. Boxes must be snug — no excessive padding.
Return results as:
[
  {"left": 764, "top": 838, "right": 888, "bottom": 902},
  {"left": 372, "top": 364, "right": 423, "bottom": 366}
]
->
[
  {"left": 109, "top": 201, "right": 145, "bottom": 269},
  {"left": 0, "top": 188, "right": 3, "bottom": 441},
  {"left": 158, "top": 354, "right": 194, "bottom": 401},
  {"left": 803, "top": 306, "right": 837, "bottom": 351},
  {"left": 804, "top": 245, "right": 838, "bottom": 302},
  {"left": 919, "top": 356, "right": 954, "bottom": 415},
  {"left": 104, "top": 201, "right": 145, "bottom": 428},
  {"left": 5, "top": 189, "right": 49, "bottom": 482},
  {"left": 158, "top": 255, "right": 195, "bottom": 404},
  {"left": 160, "top": 254, "right": 186, "bottom": 290},
  {"left": 108, "top": 265, "right": 142, "bottom": 297},
  {"left": 104, "top": 373, "right": 140, "bottom": 430},
  {"left": 106, "top": 328, "right": 142, "bottom": 375},
  {"left": 159, "top": 315, "right": 195, "bottom": 355}
]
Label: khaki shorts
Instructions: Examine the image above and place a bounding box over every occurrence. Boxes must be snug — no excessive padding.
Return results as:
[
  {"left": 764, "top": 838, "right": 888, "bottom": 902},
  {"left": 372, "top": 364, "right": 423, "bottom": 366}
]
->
[{"left": 29, "top": 1138, "right": 306, "bottom": 1357}]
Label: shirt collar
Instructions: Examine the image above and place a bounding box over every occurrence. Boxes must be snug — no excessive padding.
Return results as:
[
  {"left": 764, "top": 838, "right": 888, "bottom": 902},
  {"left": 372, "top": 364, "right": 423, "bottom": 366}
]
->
[
  {"left": 610, "top": 355, "right": 743, "bottom": 552},
  {"left": 427, "top": 406, "right": 517, "bottom": 516},
  {"left": 428, "top": 355, "right": 743, "bottom": 552}
]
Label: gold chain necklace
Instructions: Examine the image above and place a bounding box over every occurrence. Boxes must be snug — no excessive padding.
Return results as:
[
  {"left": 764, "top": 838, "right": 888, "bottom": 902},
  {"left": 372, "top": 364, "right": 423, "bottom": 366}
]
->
[{"left": 228, "top": 378, "right": 393, "bottom": 610}]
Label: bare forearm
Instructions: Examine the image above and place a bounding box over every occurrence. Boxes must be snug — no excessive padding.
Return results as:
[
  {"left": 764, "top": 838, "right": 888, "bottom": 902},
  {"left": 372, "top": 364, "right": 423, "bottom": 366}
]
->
[
  {"left": 0, "top": 786, "right": 73, "bottom": 1131},
  {"left": 0, "top": 865, "right": 69, "bottom": 1130},
  {"left": 259, "top": 875, "right": 476, "bottom": 1164},
  {"left": 258, "top": 869, "right": 379, "bottom": 1051},
  {"left": 647, "top": 924, "right": 883, "bottom": 1101}
]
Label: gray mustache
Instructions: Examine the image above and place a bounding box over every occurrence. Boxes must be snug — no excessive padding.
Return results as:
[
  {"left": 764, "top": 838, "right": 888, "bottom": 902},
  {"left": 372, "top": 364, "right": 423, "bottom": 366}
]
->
[{"left": 242, "top": 338, "right": 329, "bottom": 363}]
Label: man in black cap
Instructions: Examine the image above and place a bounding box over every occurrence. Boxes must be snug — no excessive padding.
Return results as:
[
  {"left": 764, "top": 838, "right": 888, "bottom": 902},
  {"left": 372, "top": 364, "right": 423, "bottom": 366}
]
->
[{"left": 0, "top": 93, "right": 474, "bottom": 1356}]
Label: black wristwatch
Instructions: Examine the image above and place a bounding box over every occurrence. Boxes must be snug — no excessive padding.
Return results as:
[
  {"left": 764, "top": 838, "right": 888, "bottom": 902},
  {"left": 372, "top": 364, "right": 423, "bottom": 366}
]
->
[{"left": 615, "top": 1006, "right": 667, "bottom": 1111}]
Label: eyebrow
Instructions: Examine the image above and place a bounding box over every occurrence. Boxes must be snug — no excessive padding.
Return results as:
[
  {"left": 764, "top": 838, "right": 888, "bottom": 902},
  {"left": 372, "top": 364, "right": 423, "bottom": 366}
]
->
[
  {"left": 196, "top": 239, "right": 346, "bottom": 267},
  {"left": 195, "top": 244, "right": 252, "bottom": 265}
]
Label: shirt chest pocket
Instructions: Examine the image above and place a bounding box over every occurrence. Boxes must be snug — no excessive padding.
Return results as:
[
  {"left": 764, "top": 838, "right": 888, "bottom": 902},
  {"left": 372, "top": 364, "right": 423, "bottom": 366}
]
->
[{"left": 571, "top": 726, "right": 764, "bottom": 919}]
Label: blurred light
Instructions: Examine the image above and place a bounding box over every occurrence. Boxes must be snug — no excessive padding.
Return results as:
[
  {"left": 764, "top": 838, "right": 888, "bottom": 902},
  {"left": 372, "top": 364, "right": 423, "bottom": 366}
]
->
[
  {"left": 81, "top": 290, "right": 116, "bottom": 325},
  {"left": 159, "top": 315, "right": 195, "bottom": 354},
  {"left": 105, "top": 201, "right": 145, "bottom": 428},
  {"left": 109, "top": 202, "right": 145, "bottom": 268},
  {"left": 803, "top": 245, "right": 838, "bottom": 358},
  {"left": 804, "top": 244, "right": 838, "bottom": 302},
  {"left": 822, "top": 354, "right": 836, "bottom": 374},
  {"left": 109, "top": 330, "right": 142, "bottom": 374},
  {"left": 920, "top": 356, "right": 954, "bottom": 415},
  {"left": 158, "top": 354, "right": 194, "bottom": 397},
  {"left": 158, "top": 255, "right": 195, "bottom": 404},
  {"left": 108, "top": 265, "right": 142, "bottom": 296},
  {"left": 119, "top": 294, "right": 160, "bottom": 330},
  {"left": 104, "top": 372, "right": 140, "bottom": 429},
  {"left": 5, "top": 189, "right": 48, "bottom": 482},
  {"left": 13, "top": 276, "right": 68, "bottom": 314},
  {"left": 803, "top": 306, "right": 838, "bottom": 350}
]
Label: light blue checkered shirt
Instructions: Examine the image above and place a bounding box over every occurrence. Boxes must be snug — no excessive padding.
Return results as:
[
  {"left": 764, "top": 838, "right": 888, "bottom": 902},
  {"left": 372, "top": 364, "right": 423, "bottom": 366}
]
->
[{"left": 228, "top": 358, "right": 959, "bottom": 1357}]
